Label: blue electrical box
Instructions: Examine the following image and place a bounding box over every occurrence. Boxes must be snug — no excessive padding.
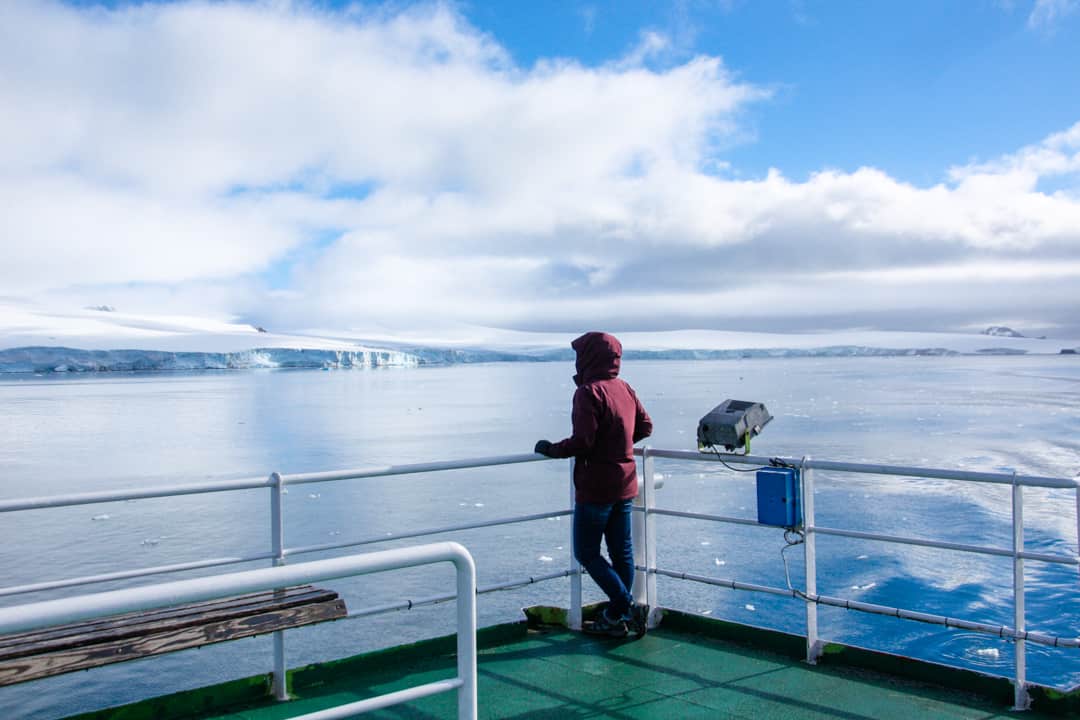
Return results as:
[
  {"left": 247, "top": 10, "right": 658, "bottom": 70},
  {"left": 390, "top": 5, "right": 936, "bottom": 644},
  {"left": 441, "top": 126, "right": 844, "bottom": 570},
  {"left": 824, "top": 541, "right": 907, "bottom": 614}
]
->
[{"left": 756, "top": 467, "right": 800, "bottom": 528}]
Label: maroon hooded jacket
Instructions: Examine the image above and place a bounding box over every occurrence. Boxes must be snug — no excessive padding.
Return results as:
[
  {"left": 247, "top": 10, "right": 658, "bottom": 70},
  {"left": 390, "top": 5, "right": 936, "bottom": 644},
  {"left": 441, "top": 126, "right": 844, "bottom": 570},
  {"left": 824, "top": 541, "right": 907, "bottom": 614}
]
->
[{"left": 547, "top": 332, "right": 653, "bottom": 503}]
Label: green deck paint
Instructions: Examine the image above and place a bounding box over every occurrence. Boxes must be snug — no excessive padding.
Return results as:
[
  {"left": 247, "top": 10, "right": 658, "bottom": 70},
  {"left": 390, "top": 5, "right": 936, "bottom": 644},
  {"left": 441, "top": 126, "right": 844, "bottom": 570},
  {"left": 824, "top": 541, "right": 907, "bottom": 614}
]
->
[{"left": 62, "top": 609, "right": 1080, "bottom": 719}]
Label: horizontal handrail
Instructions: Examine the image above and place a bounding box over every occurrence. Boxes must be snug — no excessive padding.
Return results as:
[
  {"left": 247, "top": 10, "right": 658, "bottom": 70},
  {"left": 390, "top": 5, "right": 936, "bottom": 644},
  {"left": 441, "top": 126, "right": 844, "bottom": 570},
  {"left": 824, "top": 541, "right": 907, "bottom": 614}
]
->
[
  {"left": 0, "top": 543, "right": 470, "bottom": 635},
  {"left": 281, "top": 453, "right": 548, "bottom": 485},
  {"left": 650, "top": 566, "right": 1080, "bottom": 649},
  {"left": 2, "top": 449, "right": 1072, "bottom": 515},
  {"left": 0, "top": 476, "right": 272, "bottom": 513},
  {"left": 285, "top": 510, "right": 571, "bottom": 559},
  {"left": 341, "top": 569, "right": 577, "bottom": 619},
  {"left": 0, "top": 552, "right": 276, "bottom": 599},
  {"left": 814, "top": 525, "right": 1078, "bottom": 566},
  {"left": 0, "top": 454, "right": 551, "bottom": 514},
  {"left": 651, "top": 507, "right": 763, "bottom": 528},
  {"left": 635, "top": 448, "right": 1078, "bottom": 490},
  {"left": 650, "top": 508, "right": 1078, "bottom": 566},
  {"left": 290, "top": 680, "right": 464, "bottom": 720}
]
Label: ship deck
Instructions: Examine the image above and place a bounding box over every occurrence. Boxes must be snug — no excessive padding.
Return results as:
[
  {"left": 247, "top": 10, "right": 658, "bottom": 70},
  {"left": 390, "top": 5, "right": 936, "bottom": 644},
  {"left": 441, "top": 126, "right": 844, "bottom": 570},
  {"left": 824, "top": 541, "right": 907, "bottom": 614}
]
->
[{"left": 67, "top": 610, "right": 1073, "bottom": 720}]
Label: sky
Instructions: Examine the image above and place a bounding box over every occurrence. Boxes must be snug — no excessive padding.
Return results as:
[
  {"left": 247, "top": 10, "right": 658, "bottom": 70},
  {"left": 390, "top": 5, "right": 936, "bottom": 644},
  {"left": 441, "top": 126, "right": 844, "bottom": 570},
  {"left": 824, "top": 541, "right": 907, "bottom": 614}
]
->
[{"left": 2, "top": 0, "right": 1079, "bottom": 340}]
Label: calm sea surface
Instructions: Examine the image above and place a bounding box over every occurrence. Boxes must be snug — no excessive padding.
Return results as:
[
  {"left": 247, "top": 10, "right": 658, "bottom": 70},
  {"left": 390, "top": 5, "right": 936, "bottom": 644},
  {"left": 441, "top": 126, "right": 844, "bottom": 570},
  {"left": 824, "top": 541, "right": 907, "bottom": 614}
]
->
[{"left": 1, "top": 356, "right": 1079, "bottom": 718}]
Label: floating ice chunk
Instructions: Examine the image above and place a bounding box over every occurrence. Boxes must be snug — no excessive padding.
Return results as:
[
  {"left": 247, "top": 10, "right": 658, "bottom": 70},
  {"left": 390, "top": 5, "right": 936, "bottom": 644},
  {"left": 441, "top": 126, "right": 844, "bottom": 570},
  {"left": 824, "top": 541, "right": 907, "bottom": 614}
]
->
[
  {"left": 556, "top": 546, "right": 564, "bottom": 550},
  {"left": 92, "top": 514, "right": 110, "bottom": 521},
  {"left": 308, "top": 493, "right": 320, "bottom": 499},
  {"left": 655, "top": 473, "right": 665, "bottom": 481},
  {"left": 700, "top": 541, "right": 711, "bottom": 546},
  {"left": 702, "top": 610, "right": 712, "bottom": 615},
  {"left": 474, "top": 503, "right": 484, "bottom": 507},
  {"left": 538, "top": 555, "right": 554, "bottom": 563},
  {"left": 744, "top": 604, "right": 756, "bottom": 611},
  {"left": 856, "top": 555, "right": 869, "bottom": 560},
  {"left": 974, "top": 648, "right": 1000, "bottom": 659},
  {"left": 141, "top": 538, "right": 159, "bottom": 546},
  {"left": 459, "top": 502, "right": 468, "bottom": 506},
  {"left": 714, "top": 558, "right": 726, "bottom": 566},
  {"left": 851, "top": 582, "right": 877, "bottom": 591}
]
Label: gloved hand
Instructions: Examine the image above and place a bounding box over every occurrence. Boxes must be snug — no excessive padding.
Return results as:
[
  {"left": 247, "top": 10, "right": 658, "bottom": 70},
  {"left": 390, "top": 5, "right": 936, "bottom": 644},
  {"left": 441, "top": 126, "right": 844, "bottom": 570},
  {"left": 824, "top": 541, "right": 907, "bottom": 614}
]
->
[{"left": 534, "top": 440, "right": 554, "bottom": 457}]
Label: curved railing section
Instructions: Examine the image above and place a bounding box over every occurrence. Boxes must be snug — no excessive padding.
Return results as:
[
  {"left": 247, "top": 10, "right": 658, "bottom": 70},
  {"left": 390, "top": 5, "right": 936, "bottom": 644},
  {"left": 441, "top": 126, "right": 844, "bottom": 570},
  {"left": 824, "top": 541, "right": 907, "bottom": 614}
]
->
[{"left": 0, "top": 543, "right": 478, "bottom": 720}]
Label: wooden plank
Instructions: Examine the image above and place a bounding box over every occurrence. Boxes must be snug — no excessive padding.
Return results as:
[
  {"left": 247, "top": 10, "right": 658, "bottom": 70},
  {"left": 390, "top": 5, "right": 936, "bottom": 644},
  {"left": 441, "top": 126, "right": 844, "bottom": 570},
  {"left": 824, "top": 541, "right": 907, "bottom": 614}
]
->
[
  {"left": 0, "top": 586, "right": 321, "bottom": 649},
  {"left": 0, "top": 589, "right": 340, "bottom": 660},
  {"left": 0, "top": 587, "right": 331, "bottom": 654},
  {"left": 0, "top": 596, "right": 347, "bottom": 686}
]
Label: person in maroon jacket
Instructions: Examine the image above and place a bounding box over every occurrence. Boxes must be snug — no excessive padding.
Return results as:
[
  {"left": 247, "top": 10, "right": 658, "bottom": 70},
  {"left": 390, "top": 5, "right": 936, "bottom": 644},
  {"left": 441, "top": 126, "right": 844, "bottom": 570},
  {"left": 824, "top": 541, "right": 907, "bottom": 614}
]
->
[{"left": 534, "top": 332, "right": 653, "bottom": 637}]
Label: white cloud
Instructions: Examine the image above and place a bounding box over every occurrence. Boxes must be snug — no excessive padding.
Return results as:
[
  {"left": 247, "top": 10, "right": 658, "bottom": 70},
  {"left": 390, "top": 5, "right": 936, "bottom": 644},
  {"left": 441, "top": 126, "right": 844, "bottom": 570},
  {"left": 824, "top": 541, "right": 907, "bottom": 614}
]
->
[
  {"left": 1027, "top": 0, "right": 1079, "bottom": 29},
  {"left": 1, "top": 0, "right": 1079, "bottom": 338}
]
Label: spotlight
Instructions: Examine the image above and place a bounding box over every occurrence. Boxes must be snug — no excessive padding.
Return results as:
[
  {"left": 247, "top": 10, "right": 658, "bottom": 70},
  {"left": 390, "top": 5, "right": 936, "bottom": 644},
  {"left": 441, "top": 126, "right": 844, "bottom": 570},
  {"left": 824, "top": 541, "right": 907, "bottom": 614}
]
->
[{"left": 697, "top": 399, "right": 773, "bottom": 453}]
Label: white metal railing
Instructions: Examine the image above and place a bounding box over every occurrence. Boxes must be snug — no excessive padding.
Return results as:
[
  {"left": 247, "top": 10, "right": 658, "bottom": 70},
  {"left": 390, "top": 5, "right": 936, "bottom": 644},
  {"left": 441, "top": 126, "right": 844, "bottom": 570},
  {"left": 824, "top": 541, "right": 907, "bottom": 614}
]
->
[
  {"left": 633, "top": 447, "right": 1080, "bottom": 711},
  {"left": 1, "top": 448, "right": 1078, "bottom": 713},
  {"left": 0, "top": 543, "right": 478, "bottom": 720}
]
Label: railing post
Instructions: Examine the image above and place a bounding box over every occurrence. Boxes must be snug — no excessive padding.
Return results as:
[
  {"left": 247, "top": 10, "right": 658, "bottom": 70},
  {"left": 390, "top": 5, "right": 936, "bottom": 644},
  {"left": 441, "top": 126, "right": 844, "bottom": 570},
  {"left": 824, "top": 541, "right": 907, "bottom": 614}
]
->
[
  {"left": 455, "top": 550, "right": 478, "bottom": 719},
  {"left": 1012, "top": 475, "right": 1029, "bottom": 710},
  {"left": 568, "top": 458, "right": 582, "bottom": 630},
  {"left": 632, "top": 447, "right": 658, "bottom": 626},
  {"left": 270, "top": 472, "right": 288, "bottom": 701},
  {"left": 801, "top": 456, "right": 822, "bottom": 664}
]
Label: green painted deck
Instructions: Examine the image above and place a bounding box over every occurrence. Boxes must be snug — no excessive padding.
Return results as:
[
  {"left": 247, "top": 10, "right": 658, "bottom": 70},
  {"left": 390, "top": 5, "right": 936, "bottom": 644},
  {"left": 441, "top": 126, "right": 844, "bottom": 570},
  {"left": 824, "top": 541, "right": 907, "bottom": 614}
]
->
[{"left": 70, "top": 610, "right": 1077, "bottom": 720}]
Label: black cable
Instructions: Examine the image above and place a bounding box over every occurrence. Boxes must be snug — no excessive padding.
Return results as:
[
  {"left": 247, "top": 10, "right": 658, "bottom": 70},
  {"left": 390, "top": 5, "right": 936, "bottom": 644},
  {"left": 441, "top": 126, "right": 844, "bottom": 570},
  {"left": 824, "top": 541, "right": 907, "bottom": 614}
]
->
[
  {"left": 780, "top": 528, "right": 811, "bottom": 601},
  {"left": 702, "top": 444, "right": 801, "bottom": 476},
  {"left": 703, "top": 443, "right": 760, "bottom": 472}
]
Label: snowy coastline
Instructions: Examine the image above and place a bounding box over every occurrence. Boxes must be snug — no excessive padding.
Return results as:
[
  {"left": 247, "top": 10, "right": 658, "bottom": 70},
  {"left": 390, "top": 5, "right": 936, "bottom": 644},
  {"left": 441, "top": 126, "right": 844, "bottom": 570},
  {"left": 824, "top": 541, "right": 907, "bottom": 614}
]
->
[{"left": 1, "top": 302, "right": 1077, "bottom": 374}]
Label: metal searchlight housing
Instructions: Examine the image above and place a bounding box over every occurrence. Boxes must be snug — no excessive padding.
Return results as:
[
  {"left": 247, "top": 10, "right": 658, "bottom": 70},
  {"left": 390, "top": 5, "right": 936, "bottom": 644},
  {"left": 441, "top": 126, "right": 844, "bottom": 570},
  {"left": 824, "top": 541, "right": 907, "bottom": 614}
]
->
[{"left": 697, "top": 399, "right": 773, "bottom": 452}]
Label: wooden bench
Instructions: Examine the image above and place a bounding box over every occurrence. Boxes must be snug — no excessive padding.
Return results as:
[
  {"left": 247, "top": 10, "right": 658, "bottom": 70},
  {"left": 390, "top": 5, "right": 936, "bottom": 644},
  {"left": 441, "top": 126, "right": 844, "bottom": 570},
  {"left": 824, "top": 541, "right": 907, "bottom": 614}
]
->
[{"left": 0, "top": 585, "right": 347, "bottom": 685}]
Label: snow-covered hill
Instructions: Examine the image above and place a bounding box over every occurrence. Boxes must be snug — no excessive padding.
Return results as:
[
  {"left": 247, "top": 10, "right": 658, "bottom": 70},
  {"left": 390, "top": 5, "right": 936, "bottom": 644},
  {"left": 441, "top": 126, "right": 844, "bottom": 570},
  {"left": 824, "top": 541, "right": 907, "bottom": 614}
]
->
[{"left": 1, "top": 302, "right": 1077, "bottom": 373}]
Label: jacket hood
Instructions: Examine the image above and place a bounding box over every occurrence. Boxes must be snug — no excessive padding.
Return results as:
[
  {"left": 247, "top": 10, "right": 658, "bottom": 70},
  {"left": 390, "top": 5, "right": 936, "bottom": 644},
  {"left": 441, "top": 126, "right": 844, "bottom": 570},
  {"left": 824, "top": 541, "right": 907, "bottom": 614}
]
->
[{"left": 571, "top": 332, "right": 621, "bottom": 385}]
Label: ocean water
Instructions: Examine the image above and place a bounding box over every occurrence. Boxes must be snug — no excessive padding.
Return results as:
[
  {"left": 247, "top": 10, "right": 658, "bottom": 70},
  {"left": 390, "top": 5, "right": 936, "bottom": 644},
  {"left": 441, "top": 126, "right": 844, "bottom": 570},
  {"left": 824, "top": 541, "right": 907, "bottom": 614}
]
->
[{"left": 1, "top": 356, "right": 1079, "bottom": 718}]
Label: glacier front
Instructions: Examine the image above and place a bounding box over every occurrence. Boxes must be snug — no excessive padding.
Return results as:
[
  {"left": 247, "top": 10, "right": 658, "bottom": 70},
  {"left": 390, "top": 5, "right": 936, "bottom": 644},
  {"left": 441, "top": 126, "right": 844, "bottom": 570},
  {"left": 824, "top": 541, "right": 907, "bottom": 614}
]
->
[{"left": 0, "top": 347, "right": 419, "bottom": 374}]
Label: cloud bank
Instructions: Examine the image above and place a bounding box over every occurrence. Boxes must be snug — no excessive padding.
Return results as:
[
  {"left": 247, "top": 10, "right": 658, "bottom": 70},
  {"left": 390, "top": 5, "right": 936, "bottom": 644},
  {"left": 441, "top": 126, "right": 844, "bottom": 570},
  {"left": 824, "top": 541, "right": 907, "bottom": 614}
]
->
[{"left": 2, "top": 0, "right": 1078, "bottom": 338}]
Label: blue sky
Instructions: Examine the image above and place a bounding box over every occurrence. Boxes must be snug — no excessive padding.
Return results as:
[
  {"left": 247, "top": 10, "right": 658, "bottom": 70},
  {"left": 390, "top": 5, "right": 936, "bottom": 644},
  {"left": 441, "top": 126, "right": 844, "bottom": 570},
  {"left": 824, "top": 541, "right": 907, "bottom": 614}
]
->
[
  {"left": 462, "top": 0, "right": 1080, "bottom": 184},
  {"left": 2, "top": 0, "right": 1079, "bottom": 339}
]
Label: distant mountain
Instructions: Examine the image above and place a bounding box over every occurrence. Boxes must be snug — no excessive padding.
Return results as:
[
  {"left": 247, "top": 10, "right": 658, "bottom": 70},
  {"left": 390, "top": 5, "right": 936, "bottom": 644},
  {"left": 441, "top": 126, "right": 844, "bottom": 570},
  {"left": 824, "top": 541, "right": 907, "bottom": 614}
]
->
[{"left": 982, "top": 326, "right": 1025, "bottom": 338}]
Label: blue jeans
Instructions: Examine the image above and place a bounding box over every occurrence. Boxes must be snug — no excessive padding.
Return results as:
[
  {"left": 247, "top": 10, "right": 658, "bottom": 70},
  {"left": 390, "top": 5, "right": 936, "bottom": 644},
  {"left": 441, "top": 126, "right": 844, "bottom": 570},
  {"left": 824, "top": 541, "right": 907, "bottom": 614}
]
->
[{"left": 573, "top": 499, "right": 634, "bottom": 618}]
